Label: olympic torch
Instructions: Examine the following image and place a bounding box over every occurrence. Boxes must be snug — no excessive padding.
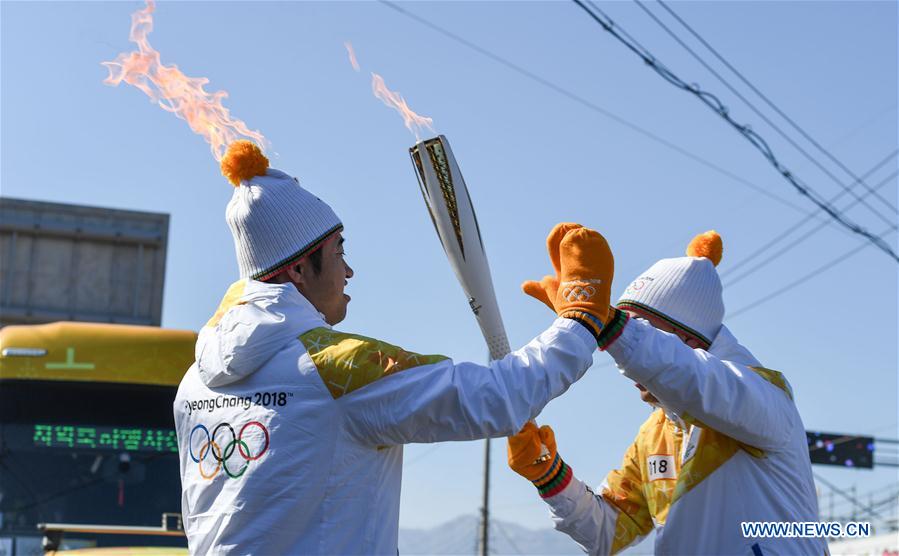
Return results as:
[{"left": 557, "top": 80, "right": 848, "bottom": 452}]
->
[{"left": 409, "top": 135, "right": 550, "bottom": 462}]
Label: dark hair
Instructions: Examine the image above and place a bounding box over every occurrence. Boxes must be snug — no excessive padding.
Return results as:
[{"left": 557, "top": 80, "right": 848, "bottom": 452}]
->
[
  {"left": 307, "top": 247, "right": 324, "bottom": 275},
  {"left": 261, "top": 247, "right": 324, "bottom": 284}
]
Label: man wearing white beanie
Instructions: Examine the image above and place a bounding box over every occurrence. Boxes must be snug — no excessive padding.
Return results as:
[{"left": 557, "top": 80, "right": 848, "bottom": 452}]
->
[
  {"left": 173, "top": 141, "right": 625, "bottom": 555},
  {"left": 508, "top": 231, "right": 825, "bottom": 555}
]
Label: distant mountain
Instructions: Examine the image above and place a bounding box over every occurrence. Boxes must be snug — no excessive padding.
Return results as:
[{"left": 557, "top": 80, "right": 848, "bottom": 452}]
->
[
  {"left": 399, "top": 515, "right": 657, "bottom": 555},
  {"left": 399, "top": 515, "right": 583, "bottom": 555}
]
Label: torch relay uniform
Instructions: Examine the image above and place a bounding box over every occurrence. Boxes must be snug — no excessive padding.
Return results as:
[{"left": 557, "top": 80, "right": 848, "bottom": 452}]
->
[
  {"left": 174, "top": 279, "right": 596, "bottom": 555},
  {"left": 545, "top": 318, "right": 824, "bottom": 555},
  {"left": 515, "top": 231, "right": 824, "bottom": 555},
  {"left": 173, "top": 141, "right": 608, "bottom": 555}
]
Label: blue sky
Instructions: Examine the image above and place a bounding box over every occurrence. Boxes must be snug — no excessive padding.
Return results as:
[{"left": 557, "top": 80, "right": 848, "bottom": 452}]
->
[{"left": 2, "top": 0, "right": 896, "bottom": 536}]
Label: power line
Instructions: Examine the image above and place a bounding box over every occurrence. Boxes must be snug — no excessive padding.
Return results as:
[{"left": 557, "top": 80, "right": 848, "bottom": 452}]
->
[
  {"left": 724, "top": 166, "right": 897, "bottom": 288},
  {"left": 633, "top": 0, "right": 897, "bottom": 229},
  {"left": 379, "top": 0, "right": 899, "bottom": 301},
  {"left": 727, "top": 225, "right": 895, "bottom": 319},
  {"left": 571, "top": 0, "right": 899, "bottom": 262},
  {"left": 722, "top": 150, "right": 898, "bottom": 280},
  {"left": 492, "top": 520, "right": 524, "bottom": 555},
  {"left": 814, "top": 473, "right": 885, "bottom": 520},
  {"left": 377, "top": 0, "right": 820, "bottom": 218},
  {"left": 830, "top": 103, "right": 897, "bottom": 149},
  {"left": 826, "top": 485, "right": 899, "bottom": 513},
  {"left": 618, "top": 153, "right": 895, "bottom": 287},
  {"left": 654, "top": 0, "right": 898, "bottom": 216}
]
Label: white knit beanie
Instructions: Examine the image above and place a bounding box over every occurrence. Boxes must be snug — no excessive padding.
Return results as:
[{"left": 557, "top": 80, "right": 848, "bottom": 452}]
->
[
  {"left": 220, "top": 141, "right": 342, "bottom": 281},
  {"left": 617, "top": 231, "right": 724, "bottom": 345}
]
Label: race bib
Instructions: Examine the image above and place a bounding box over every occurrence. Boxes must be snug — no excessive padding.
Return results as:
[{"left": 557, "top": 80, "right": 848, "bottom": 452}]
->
[{"left": 647, "top": 455, "right": 676, "bottom": 481}]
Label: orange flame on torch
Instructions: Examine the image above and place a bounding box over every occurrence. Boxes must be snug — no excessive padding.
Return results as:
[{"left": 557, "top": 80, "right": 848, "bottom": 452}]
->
[
  {"left": 371, "top": 73, "right": 434, "bottom": 141},
  {"left": 345, "top": 42, "right": 361, "bottom": 72},
  {"left": 101, "top": 0, "right": 266, "bottom": 161}
]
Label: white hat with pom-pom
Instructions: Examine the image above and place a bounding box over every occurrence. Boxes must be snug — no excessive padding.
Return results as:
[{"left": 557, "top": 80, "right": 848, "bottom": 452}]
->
[
  {"left": 220, "top": 140, "right": 343, "bottom": 281},
  {"left": 616, "top": 231, "right": 724, "bottom": 346}
]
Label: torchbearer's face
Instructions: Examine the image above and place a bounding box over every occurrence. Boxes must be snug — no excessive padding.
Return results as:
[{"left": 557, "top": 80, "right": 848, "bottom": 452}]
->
[
  {"left": 624, "top": 308, "right": 708, "bottom": 407},
  {"left": 295, "top": 234, "right": 354, "bottom": 325}
]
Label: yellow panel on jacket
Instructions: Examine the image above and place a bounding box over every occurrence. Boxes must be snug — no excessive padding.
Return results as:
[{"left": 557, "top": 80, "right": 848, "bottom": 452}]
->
[
  {"left": 603, "top": 366, "right": 793, "bottom": 554},
  {"left": 300, "top": 327, "right": 447, "bottom": 399}
]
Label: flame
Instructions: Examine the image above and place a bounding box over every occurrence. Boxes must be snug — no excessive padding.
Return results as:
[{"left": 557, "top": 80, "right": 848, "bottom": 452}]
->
[
  {"left": 345, "top": 42, "right": 360, "bottom": 72},
  {"left": 101, "top": 1, "right": 266, "bottom": 161},
  {"left": 371, "top": 73, "right": 434, "bottom": 141}
]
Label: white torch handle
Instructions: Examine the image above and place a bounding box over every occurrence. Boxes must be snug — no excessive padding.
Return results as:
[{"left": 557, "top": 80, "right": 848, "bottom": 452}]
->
[{"left": 409, "top": 135, "right": 551, "bottom": 464}]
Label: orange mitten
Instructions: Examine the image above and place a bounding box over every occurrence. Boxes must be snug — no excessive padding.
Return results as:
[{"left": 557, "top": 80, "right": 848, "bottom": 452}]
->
[
  {"left": 507, "top": 422, "right": 573, "bottom": 498},
  {"left": 555, "top": 227, "right": 630, "bottom": 348},
  {"left": 523, "top": 223, "right": 628, "bottom": 348},
  {"left": 554, "top": 226, "right": 614, "bottom": 330},
  {"left": 547, "top": 222, "right": 585, "bottom": 277},
  {"left": 521, "top": 274, "right": 560, "bottom": 312},
  {"left": 521, "top": 222, "right": 582, "bottom": 313}
]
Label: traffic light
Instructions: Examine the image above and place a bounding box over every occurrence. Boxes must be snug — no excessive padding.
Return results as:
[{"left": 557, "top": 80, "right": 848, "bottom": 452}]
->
[{"left": 806, "top": 431, "right": 874, "bottom": 469}]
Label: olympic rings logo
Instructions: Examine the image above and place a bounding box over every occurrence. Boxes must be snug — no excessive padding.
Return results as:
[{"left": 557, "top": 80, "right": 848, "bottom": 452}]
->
[
  {"left": 563, "top": 285, "right": 596, "bottom": 302},
  {"left": 624, "top": 280, "right": 646, "bottom": 295},
  {"left": 189, "top": 421, "right": 269, "bottom": 480},
  {"left": 624, "top": 278, "right": 650, "bottom": 297}
]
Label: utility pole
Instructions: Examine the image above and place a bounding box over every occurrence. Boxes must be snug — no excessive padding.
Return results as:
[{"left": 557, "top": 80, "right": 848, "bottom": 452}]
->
[{"left": 479, "top": 438, "right": 490, "bottom": 556}]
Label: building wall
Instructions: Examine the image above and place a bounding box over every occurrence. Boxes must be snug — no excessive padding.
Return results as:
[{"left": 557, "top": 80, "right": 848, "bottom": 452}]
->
[{"left": 0, "top": 198, "right": 168, "bottom": 326}]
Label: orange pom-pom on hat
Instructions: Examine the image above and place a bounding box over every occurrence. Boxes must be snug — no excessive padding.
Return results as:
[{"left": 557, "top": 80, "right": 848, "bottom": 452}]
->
[
  {"left": 221, "top": 140, "right": 269, "bottom": 186},
  {"left": 220, "top": 140, "right": 343, "bottom": 280},
  {"left": 686, "top": 230, "right": 723, "bottom": 267}
]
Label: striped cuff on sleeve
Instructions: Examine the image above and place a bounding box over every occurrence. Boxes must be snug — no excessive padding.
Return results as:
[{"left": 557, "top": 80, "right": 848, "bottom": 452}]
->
[
  {"left": 596, "top": 308, "right": 628, "bottom": 351},
  {"left": 532, "top": 454, "right": 573, "bottom": 499},
  {"left": 559, "top": 310, "right": 604, "bottom": 342}
]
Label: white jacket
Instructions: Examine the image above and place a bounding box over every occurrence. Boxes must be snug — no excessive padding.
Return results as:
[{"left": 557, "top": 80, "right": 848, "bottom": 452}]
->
[
  {"left": 543, "top": 318, "right": 826, "bottom": 555},
  {"left": 174, "top": 279, "right": 596, "bottom": 555}
]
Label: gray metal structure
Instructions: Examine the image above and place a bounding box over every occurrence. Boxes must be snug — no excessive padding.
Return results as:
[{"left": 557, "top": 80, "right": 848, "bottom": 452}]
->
[{"left": 0, "top": 197, "right": 168, "bottom": 326}]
